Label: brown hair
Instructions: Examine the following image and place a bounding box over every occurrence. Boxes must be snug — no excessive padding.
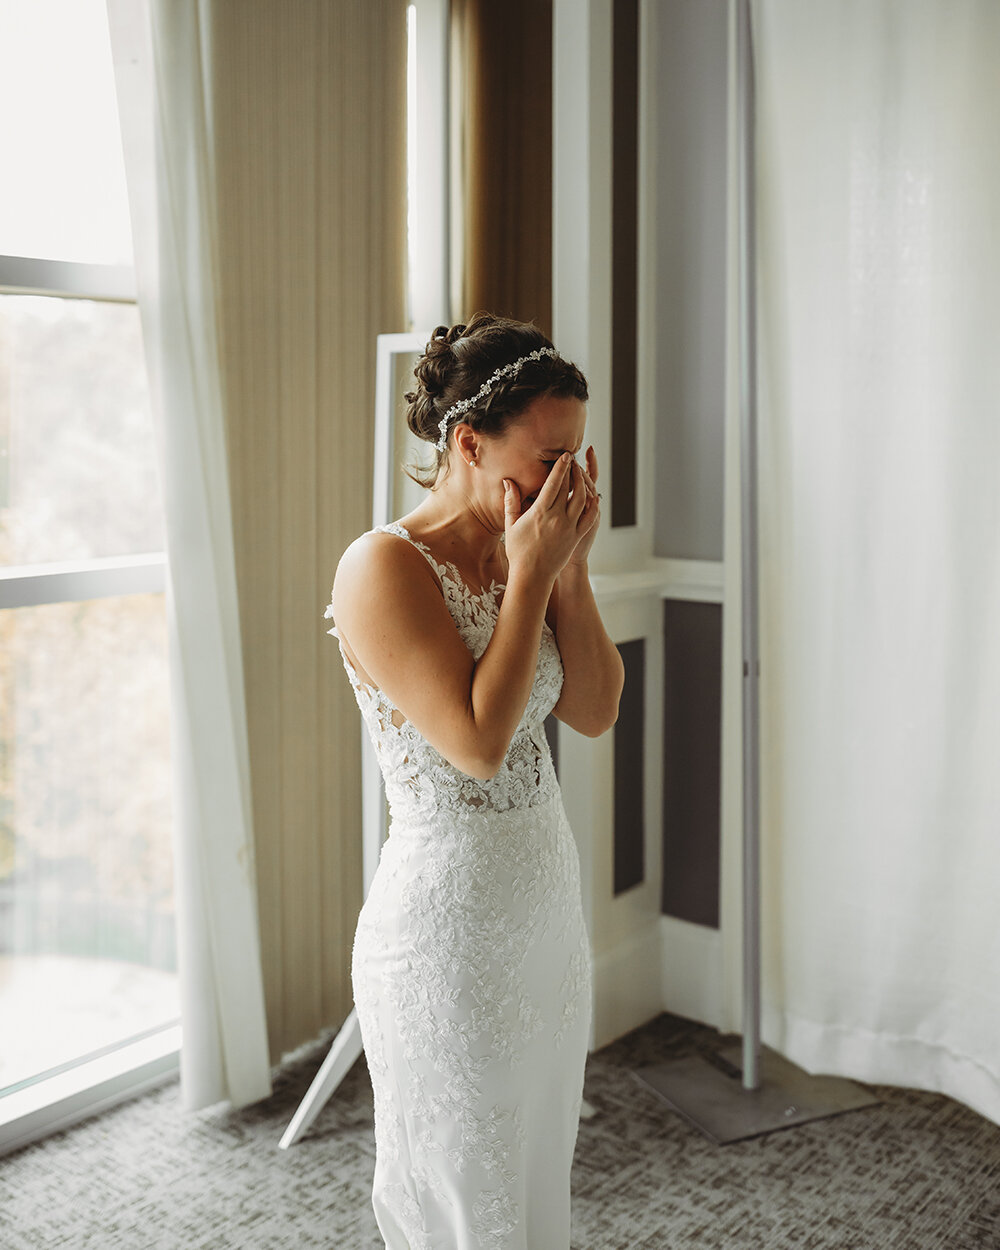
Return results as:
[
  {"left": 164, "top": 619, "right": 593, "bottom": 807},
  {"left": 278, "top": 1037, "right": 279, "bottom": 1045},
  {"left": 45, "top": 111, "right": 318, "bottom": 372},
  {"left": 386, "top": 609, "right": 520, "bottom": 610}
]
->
[{"left": 404, "top": 312, "right": 589, "bottom": 487}]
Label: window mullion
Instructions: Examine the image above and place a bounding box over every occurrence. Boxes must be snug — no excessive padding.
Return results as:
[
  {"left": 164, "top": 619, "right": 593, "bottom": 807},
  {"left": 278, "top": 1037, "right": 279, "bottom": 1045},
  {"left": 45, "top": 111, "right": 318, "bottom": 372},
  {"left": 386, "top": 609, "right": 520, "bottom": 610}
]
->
[
  {"left": 0, "top": 254, "right": 136, "bottom": 303},
  {"left": 0, "top": 553, "right": 167, "bottom": 609}
]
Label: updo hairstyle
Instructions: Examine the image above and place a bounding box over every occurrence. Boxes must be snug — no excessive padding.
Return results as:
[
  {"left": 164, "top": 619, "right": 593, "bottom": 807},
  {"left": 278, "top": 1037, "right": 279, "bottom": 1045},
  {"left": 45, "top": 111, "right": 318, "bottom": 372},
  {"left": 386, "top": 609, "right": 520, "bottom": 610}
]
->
[{"left": 404, "top": 312, "right": 589, "bottom": 487}]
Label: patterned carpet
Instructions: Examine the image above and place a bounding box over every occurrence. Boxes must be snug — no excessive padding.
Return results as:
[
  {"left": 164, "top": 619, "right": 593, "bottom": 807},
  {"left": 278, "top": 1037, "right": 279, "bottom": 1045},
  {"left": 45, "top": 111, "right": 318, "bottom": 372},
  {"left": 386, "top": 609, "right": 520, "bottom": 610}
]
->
[{"left": 2, "top": 1012, "right": 999, "bottom": 1249}]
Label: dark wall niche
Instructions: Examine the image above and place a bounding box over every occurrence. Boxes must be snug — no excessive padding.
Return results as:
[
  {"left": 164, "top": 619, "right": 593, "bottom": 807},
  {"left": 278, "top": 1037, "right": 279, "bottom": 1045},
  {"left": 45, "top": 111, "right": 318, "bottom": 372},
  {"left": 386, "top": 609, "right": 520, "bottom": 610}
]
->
[{"left": 662, "top": 599, "right": 722, "bottom": 927}]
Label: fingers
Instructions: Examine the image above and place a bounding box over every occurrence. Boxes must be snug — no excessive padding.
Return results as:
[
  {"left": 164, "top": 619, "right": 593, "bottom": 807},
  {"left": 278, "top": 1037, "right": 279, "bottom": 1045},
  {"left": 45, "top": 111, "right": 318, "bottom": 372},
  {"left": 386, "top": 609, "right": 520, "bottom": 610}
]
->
[
  {"left": 536, "top": 452, "right": 574, "bottom": 509},
  {"left": 567, "top": 458, "right": 588, "bottom": 521},
  {"left": 577, "top": 455, "right": 599, "bottom": 507},
  {"left": 576, "top": 451, "right": 602, "bottom": 533},
  {"left": 502, "top": 478, "right": 521, "bottom": 529}
]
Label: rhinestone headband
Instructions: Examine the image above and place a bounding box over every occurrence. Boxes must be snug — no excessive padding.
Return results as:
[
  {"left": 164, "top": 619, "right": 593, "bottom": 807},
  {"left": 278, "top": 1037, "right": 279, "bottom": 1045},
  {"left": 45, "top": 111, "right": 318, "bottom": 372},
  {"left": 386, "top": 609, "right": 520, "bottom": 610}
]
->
[{"left": 435, "top": 348, "right": 560, "bottom": 452}]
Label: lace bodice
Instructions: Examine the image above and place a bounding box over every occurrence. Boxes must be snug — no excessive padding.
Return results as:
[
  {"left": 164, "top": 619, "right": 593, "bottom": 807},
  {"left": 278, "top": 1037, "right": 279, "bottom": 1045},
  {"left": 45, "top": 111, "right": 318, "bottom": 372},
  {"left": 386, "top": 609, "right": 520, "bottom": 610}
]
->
[{"left": 326, "top": 522, "right": 563, "bottom": 827}]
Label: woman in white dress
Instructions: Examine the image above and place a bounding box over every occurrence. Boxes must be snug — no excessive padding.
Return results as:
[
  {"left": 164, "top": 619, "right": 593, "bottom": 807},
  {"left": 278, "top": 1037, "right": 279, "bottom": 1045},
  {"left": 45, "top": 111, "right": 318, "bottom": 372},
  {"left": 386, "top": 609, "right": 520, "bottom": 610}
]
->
[{"left": 328, "top": 314, "right": 624, "bottom": 1249}]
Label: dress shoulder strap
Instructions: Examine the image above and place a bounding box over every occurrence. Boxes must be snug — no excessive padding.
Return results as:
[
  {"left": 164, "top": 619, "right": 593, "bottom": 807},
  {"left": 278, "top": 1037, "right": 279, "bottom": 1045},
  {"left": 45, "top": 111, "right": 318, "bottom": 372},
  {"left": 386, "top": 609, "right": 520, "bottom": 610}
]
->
[{"left": 372, "top": 522, "right": 447, "bottom": 590}]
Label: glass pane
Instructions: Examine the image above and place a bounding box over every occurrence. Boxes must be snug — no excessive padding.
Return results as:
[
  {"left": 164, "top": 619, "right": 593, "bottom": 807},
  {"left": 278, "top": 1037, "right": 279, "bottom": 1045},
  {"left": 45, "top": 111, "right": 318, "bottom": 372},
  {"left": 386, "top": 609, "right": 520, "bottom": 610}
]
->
[
  {"left": 0, "top": 593, "right": 176, "bottom": 1094},
  {"left": 0, "top": 294, "right": 164, "bottom": 567},
  {"left": 0, "top": 0, "right": 133, "bottom": 266}
]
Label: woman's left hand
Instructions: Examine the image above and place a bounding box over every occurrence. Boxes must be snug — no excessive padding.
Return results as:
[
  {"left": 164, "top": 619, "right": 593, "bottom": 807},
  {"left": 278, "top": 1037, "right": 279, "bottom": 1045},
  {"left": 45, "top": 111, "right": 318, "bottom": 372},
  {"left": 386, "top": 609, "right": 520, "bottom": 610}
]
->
[{"left": 566, "top": 445, "right": 601, "bottom": 567}]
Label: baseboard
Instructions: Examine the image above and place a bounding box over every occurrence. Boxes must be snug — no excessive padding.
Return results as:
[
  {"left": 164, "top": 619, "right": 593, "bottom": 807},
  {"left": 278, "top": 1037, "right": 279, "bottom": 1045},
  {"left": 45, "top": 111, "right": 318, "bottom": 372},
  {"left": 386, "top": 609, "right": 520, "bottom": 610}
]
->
[
  {"left": 659, "top": 915, "right": 724, "bottom": 1032},
  {"left": 591, "top": 920, "right": 664, "bottom": 1050}
]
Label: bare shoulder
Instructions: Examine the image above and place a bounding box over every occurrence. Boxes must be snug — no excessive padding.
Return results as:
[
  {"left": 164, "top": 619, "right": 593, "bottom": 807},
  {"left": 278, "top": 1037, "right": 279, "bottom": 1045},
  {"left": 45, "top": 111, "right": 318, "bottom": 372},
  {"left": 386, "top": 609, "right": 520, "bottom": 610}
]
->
[
  {"left": 332, "top": 530, "right": 443, "bottom": 629},
  {"left": 336, "top": 528, "right": 434, "bottom": 582},
  {"left": 330, "top": 528, "right": 475, "bottom": 737}
]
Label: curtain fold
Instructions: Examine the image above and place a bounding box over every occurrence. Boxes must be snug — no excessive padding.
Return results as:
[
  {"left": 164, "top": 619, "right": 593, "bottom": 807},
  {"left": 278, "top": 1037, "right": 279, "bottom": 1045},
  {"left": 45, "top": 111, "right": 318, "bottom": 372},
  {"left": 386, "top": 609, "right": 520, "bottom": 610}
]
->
[
  {"left": 107, "top": 0, "right": 271, "bottom": 1109},
  {"left": 110, "top": 0, "right": 408, "bottom": 1095},
  {"left": 452, "top": 0, "right": 553, "bottom": 331},
  {"left": 754, "top": 0, "right": 1000, "bottom": 1124}
]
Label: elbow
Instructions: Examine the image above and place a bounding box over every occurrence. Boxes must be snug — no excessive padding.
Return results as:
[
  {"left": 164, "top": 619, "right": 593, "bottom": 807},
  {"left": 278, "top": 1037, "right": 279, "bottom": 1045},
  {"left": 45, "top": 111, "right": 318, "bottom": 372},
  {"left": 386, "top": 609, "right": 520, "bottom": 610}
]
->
[
  {"left": 581, "top": 667, "right": 625, "bottom": 738},
  {"left": 458, "top": 722, "right": 513, "bottom": 779},
  {"left": 455, "top": 744, "right": 507, "bottom": 781},
  {"left": 577, "top": 709, "right": 620, "bottom": 739},
  {"left": 475, "top": 746, "right": 509, "bottom": 780},
  {"left": 462, "top": 757, "right": 505, "bottom": 781},
  {"left": 554, "top": 675, "right": 624, "bottom": 739},
  {"left": 562, "top": 697, "right": 622, "bottom": 739},
  {"left": 580, "top": 680, "right": 625, "bottom": 738}
]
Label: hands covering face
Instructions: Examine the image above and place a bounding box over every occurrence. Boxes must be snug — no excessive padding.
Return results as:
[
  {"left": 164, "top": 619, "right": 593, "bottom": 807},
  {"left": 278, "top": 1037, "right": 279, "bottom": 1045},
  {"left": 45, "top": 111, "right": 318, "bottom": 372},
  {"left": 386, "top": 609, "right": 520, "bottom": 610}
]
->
[{"left": 502, "top": 446, "right": 602, "bottom": 578}]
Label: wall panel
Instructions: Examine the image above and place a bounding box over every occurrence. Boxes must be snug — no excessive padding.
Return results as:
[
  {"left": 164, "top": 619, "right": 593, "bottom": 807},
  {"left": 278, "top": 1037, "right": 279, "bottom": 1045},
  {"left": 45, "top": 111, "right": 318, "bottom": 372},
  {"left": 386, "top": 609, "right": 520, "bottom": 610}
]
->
[{"left": 662, "top": 599, "right": 723, "bottom": 928}]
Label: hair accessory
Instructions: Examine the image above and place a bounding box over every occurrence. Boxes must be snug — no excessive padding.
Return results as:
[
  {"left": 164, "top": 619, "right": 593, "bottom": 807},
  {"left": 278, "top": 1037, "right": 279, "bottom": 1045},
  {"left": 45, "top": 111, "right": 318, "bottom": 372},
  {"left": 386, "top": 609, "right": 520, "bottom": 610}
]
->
[{"left": 435, "top": 348, "right": 560, "bottom": 452}]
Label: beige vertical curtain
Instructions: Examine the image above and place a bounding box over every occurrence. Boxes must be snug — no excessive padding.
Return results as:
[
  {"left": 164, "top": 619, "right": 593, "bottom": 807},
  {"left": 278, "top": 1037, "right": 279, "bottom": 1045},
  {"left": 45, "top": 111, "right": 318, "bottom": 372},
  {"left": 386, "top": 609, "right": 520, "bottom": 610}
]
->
[
  {"left": 208, "top": 0, "right": 407, "bottom": 1064},
  {"left": 111, "top": 0, "right": 407, "bottom": 1099},
  {"left": 452, "top": 0, "right": 553, "bottom": 332}
]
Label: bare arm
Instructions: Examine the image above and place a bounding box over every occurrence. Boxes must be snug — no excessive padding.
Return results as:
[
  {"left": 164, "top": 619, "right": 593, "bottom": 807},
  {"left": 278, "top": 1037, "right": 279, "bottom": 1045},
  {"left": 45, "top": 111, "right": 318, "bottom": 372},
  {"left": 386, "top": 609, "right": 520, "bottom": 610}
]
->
[
  {"left": 546, "top": 446, "right": 624, "bottom": 736},
  {"left": 548, "top": 564, "right": 624, "bottom": 737},
  {"left": 333, "top": 453, "right": 588, "bottom": 779}
]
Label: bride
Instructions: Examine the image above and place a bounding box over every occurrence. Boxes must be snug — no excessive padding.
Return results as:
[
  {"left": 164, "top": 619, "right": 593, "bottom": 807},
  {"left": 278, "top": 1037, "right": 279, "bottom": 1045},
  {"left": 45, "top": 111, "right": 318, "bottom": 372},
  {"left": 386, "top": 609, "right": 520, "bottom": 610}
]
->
[{"left": 328, "top": 313, "right": 624, "bottom": 1249}]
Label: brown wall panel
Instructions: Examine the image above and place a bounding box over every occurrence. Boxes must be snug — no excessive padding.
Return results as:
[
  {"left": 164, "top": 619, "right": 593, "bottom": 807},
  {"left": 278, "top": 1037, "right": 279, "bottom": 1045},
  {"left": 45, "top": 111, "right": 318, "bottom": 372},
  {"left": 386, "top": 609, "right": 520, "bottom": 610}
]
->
[
  {"left": 614, "top": 638, "right": 646, "bottom": 895},
  {"left": 662, "top": 600, "right": 722, "bottom": 927},
  {"left": 611, "top": 0, "right": 638, "bottom": 527}
]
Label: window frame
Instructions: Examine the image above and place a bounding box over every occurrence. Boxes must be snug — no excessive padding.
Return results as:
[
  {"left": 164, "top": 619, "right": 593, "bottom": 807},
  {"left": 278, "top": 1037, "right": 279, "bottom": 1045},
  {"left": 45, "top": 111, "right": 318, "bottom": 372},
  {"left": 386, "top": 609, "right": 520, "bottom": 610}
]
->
[{"left": 0, "top": 252, "right": 179, "bottom": 1158}]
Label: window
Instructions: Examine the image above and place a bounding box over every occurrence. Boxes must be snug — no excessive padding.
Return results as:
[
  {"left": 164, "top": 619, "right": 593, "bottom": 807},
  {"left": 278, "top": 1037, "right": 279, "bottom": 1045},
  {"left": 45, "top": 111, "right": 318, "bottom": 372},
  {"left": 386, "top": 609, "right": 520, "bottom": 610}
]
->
[{"left": 0, "top": 0, "right": 177, "bottom": 1155}]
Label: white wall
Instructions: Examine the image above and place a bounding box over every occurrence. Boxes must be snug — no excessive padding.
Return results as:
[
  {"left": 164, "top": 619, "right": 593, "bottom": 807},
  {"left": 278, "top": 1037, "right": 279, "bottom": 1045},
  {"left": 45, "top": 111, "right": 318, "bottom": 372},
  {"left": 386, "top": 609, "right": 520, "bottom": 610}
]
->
[{"left": 652, "top": 0, "right": 729, "bottom": 564}]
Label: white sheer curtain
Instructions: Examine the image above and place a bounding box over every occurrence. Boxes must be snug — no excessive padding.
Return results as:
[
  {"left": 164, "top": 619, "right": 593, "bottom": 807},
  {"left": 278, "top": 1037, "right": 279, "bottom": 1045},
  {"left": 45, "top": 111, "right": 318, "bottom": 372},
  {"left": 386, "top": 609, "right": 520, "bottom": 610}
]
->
[
  {"left": 107, "top": 0, "right": 271, "bottom": 1110},
  {"left": 754, "top": 0, "right": 1000, "bottom": 1125}
]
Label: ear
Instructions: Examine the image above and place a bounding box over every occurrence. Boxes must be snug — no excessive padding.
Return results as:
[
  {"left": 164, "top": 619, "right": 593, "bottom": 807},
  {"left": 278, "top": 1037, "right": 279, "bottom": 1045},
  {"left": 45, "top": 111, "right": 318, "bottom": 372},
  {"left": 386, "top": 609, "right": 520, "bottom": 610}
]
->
[{"left": 453, "top": 422, "right": 479, "bottom": 464}]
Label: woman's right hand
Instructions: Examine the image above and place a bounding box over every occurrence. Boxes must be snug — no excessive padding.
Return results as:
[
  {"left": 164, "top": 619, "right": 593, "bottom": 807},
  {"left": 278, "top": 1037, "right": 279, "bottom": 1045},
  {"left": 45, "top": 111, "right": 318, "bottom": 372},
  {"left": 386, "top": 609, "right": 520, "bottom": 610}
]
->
[{"left": 502, "top": 453, "right": 590, "bottom": 585}]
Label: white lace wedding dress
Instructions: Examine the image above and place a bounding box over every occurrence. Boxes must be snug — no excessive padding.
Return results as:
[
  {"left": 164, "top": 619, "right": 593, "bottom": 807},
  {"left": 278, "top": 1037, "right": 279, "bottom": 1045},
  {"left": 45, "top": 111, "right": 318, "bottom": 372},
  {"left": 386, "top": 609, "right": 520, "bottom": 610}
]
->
[{"left": 327, "top": 522, "right": 592, "bottom": 1250}]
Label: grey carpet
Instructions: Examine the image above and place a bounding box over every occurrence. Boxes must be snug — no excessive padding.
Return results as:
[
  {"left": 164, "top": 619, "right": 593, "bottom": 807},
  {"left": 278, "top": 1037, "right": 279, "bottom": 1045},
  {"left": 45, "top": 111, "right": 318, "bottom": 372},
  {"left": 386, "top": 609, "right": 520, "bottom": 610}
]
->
[{"left": 2, "top": 1012, "right": 999, "bottom": 1249}]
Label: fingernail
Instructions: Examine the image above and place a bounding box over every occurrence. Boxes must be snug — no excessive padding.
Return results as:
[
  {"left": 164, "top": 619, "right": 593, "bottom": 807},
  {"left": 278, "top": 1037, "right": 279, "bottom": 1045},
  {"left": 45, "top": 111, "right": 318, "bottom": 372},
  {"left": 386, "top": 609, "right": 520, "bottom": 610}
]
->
[{"left": 502, "top": 479, "right": 510, "bottom": 490}]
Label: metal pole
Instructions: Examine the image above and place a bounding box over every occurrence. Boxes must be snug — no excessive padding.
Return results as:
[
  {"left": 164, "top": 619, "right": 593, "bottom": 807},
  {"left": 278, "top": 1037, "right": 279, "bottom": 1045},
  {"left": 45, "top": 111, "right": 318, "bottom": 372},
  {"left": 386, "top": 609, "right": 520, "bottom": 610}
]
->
[
  {"left": 737, "top": 0, "right": 762, "bottom": 1094},
  {"left": 633, "top": 0, "right": 879, "bottom": 1141}
]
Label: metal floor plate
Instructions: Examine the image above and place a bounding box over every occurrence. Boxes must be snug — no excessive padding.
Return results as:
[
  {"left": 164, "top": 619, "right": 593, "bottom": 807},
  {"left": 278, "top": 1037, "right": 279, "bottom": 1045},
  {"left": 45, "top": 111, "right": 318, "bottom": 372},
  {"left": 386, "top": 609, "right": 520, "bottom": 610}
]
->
[{"left": 635, "top": 1044, "right": 881, "bottom": 1145}]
